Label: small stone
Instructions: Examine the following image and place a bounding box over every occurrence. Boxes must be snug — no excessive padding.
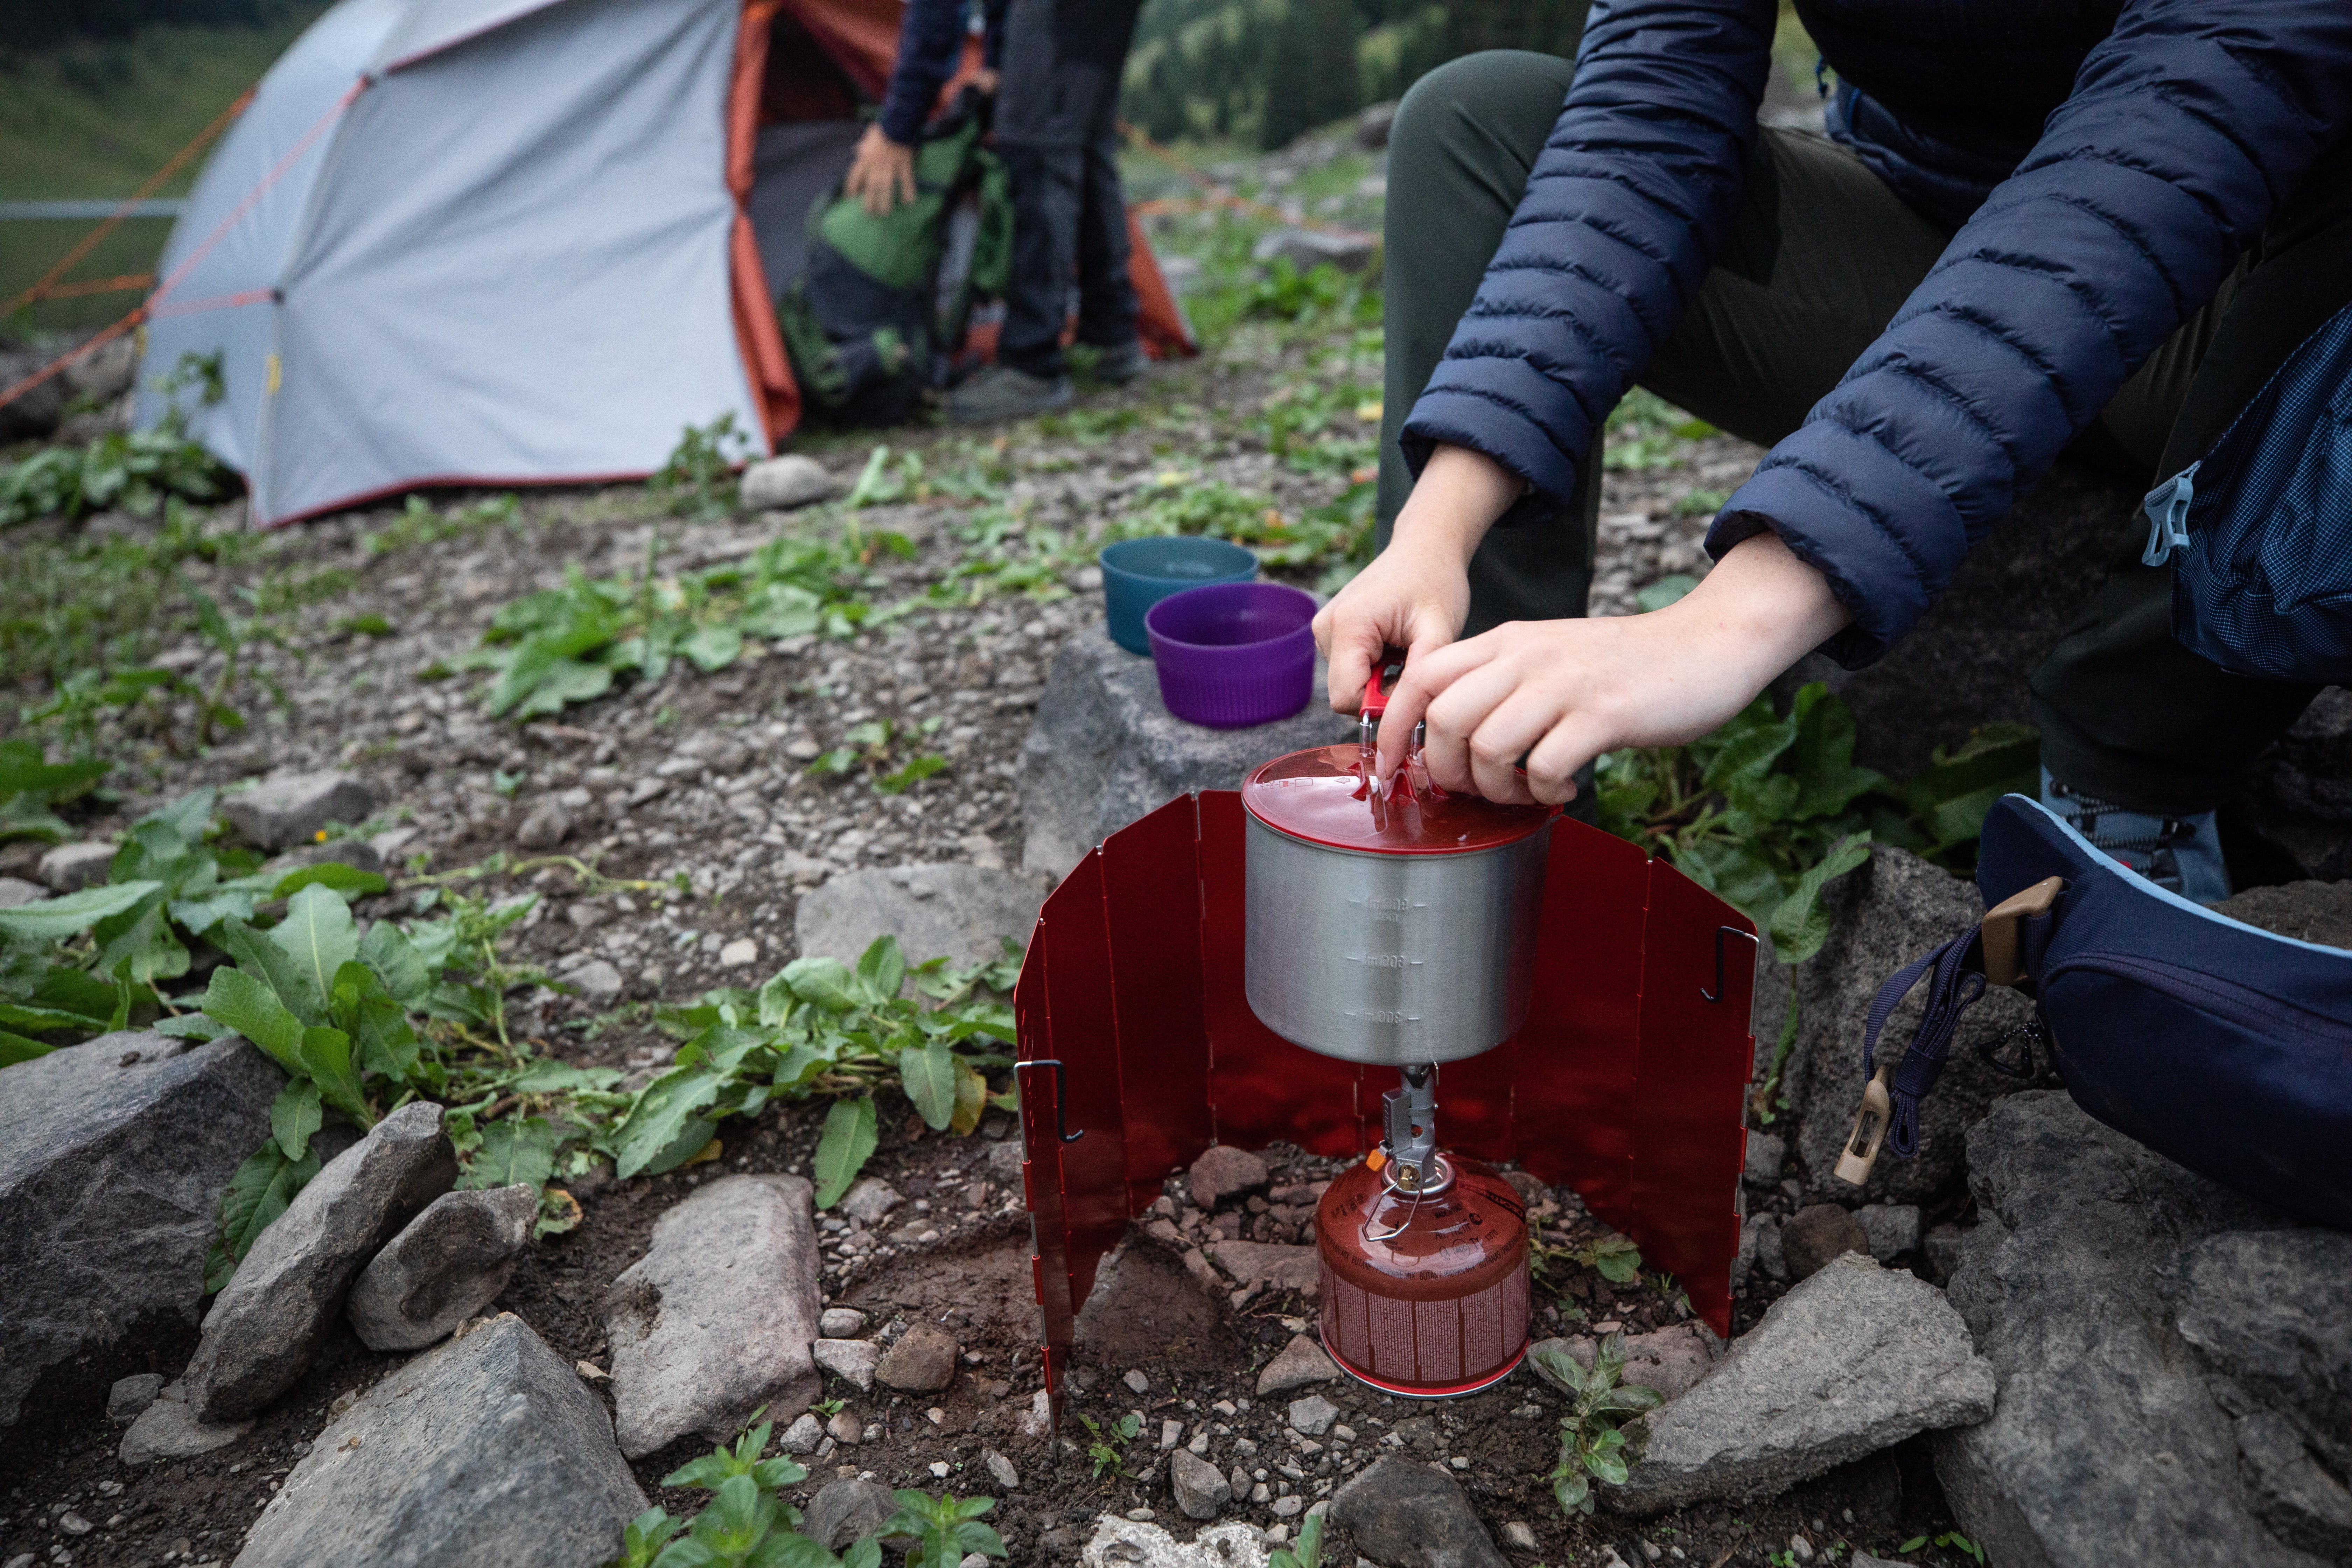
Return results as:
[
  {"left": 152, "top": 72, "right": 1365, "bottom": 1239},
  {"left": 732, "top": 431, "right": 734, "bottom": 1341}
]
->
[
  {"left": 718, "top": 937, "right": 758, "bottom": 968},
  {"left": 1125, "top": 1367, "right": 1150, "bottom": 1395},
  {"left": 1331, "top": 1457, "right": 1508, "bottom": 1568},
  {"left": 1188, "top": 1145, "right": 1270, "bottom": 1209},
  {"left": 517, "top": 799, "right": 571, "bottom": 850},
  {"left": 840, "top": 1178, "right": 902, "bottom": 1224},
  {"left": 346, "top": 1184, "right": 537, "bottom": 1352},
  {"left": 1289, "top": 1394, "right": 1340, "bottom": 1436},
  {"left": 875, "top": 1323, "right": 959, "bottom": 1392},
  {"left": 1257, "top": 1333, "right": 1342, "bottom": 1395},
  {"left": 827, "top": 1409, "right": 863, "bottom": 1444},
  {"left": 930, "top": 1461, "right": 952, "bottom": 1479},
  {"left": 1161, "top": 1418, "right": 1184, "bottom": 1450},
  {"left": 1126, "top": 1507, "right": 1156, "bottom": 1522},
  {"left": 739, "top": 454, "right": 837, "bottom": 510},
  {"left": 108, "top": 1372, "right": 163, "bottom": 1423},
  {"left": 58, "top": 1512, "right": 92, "bottom": 1536},
  {"left": 779, "top": 1413, "right": 824, "bottom": 1454},
  {"left": 1743, "top": 1132, "right": 1786, "bottom": 1186},
  {"left": 0, "top": 874, "right": 43, "bottom": 906},
  {"left": 222, "top": 771, "right": 379, "bottom": 849},
  {"left": 1503, "top": 1521, "right": 1538, "bottom": 1550},
  {"left": 559, "top": 957, "right": 624, "bottom": 1007},
  {"left": 1272, "top": 1496, "right": 1305, "bottom": 1518},
  {"left": 1781, "top": 1204, "right": 1871, "bottom": 1282},
  {"left": 118, "top": 1379, "right": 253, "bottom": 1464},
  {"left": 34, "top": 841, "right": 114, "bottom": 891},
  {"left": 1251, "top": 1483, "right": 1272, "bottom": 1504},
  {"left": 1851, "top": 1203, "right": 1922, "bottom": 1261},
  {"left": 985, "top": 1448, "right": 1020, "bottom": 1490},
  {"left": 1754, "top": 1213, "right": 1789, "bottom": 1283},
  {"left": 808, "top": 1338, "right": 879, "bottom": 1390},
  {"left": 805, "top": 1477, "right": 895, "bottom": 1553},
  {"left": 820, "top": 1307, "right": 866, "bottom": 1338}
]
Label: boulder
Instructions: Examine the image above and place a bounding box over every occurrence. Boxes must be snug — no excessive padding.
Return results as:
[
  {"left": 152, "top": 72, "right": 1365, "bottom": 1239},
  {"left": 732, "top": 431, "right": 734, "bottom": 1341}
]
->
[
  {"left": 814, "top": 1337, "right": 880, "bottom": 1391},
  {"left": 875, "top": 1323, "right": 959, "bottom": 1392},
  {"left": 2244, "top": 692, "right": 2352, "bottom": 882},
  {"left": 740, "top": 455, "right": 838, "bottom": 511},
  {"left": 345, "top": 1183, "right": 536, "bottom": 1352},
  {"left": 34, "top": 840, "right": 115, "bottom": 891},
  {"left": 1330, "top": 1456, "right": 1507, "bottom": 1568},
  {"left": 0, "top": 1032, "right": 280, "bottom": 1432},
  {"left": 1189, "top": 1145, "right": 1269, "bottom": 1209},
  {"left": 1935, "top": 1091, "right": 2334, "bottom": 1568},
  {"left": 221, "top": 771, "right": 380, "bottom": 850},
  {"left": 1780, "top": 1204, "right": 1870, "bottom": 1282},
  {"left": 1608, "top": 1253, "right": 1995, "bottom": 1514},
  {"left": 118, "top": 1377, "right": 252, "bottom": 1464},
  {"left": 184, "top": 1101, "right": 456, "bottom": 1420},
  {"left": 1170, "top": 1447, "right": 1232, "bottom": 1519},
  {"left": 1080, "top": 1516, "right": 1269, "bottom": 1568},
  {"left": 1256, "top": 1333, "right": 1340, "bottom": 1395},
  {"left": 232, "top": 1315, "right": 646, "bottom": 1568},
  {"left": 1251, "top": 227, "right": 1376, "bottom": 274},
  {"left": 2214, "top": 876, "right": 2352, "bottom": 950},
  {"left": 1782, "top": 846, "right": 2052, "bottom": 1207},
  {"left": 806, "top": 1476, "right": 898, "bottom": 1552},
  {"left": 1018, "top": 630, "right": 1351, "bottom": 875},
  {"left": 795, "top": 862, "right": 1042, "bottom": 970},
  {"left": 603, "top": 1174, "right": 823, "bottom": 1457}
]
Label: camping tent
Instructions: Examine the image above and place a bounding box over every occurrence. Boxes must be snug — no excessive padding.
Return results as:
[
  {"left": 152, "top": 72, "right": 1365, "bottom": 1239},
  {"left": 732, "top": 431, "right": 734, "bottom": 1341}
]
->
[{"left": 132, "top": 0, "right": 1196, "bottom": 526}]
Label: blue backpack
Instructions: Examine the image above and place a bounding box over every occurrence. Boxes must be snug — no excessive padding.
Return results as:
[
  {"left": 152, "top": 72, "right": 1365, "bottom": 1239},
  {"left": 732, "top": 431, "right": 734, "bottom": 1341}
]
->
[
  {"left": 1837, "top": 795, "right": 2352, "bottom": 1230},
  {"left": 2141, "top": 297, "right": 2352, "bottom": 681}
]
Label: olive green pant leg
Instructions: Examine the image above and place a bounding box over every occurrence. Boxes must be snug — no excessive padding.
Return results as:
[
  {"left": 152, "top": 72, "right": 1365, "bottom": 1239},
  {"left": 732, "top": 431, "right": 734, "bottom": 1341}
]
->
[{"left": 1376, "top": 47, "right": 1591, "bottom": 638}]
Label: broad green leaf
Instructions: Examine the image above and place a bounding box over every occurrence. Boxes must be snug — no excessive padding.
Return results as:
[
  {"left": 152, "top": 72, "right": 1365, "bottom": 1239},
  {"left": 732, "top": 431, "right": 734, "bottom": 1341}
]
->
[
  {"left": 506, "top": 1059, "right": 624, "bottom": 1093},
  {"left": 153, "top": 1012, "right": 229, "bottom": 1041},
  {"left": 141, "top": 787, "right": 215, "bottom": 844},
  {"left": 29, "top": 962, "right": 120, "bottom": 1021},
  {"left": 89, "top": 887, "right": 188, "bottom": 987},
  {"left": 0, "top": 740, "right": 108, "bottom": 798},
  {"left": 298, "top": 1026, "right": 372, "bottom": 1127},
  {"left": 220, "top": 917, "right": 326, "bottom": 1026},
  {"left": 1787, "top": 684, "right": 1887, "bottom": 821},
  {"left": 899, "top": 1040, "right": 957, "bottom": 1130},
  {"left": 680, "top": 624, "right": 743, "bottom": 672},
  {"left": 331, "top": 960, "right": 419, "bottom": 1083},
  {"left": 0, "top": 880, "right": 162, "bottom": 941},
  {"left": 0, "top": 1030, "right": 52, "bottom": 1066},
  {"left": 855, "top": 935, "right": 906, "bottom": 1002},
  {"left": 1699, "top": 708, "right": 1798, "bottom": 793},
  {"left": 271, "top": 863, "right": 390, "bottom": 899},
  {"left": 359, "top": 920, "right": 434, "bottom": 1008},
  {"left": 509, "top": 657, "right": 616, "bottom": 720},
  {"left": 208, "top": 1139, "right": 320, "bottom": 1288},
  {"left": 271, "top": 1078, "right": 321, "bottom": 1161},
  {"left": 1532, "top": 1343, "right": 1588, "bottom": 1394},
  {"left": 462, "top": 1117, "right": 561, "bottom": 1192},
  {"left": 1764, "top": 830, "right": 1873, "bottom": 966},
  {"left": 949, "top": 1057, "right": 988, "bottom": 1136},
  {"left": 611, "top": 1064, "right": 728, "bottom": 1180},
  {"left": 272, "top": 884, "right": 361, "bottom": 1009},
  {"left": 783, "top": 955, "right": 859, "bottom": 1011},
  {"left": 0, "top": 1001, "right": 113, "bottom": 1034},
  {"left": 812, "top": 1095, "right": 878, "bottom": 1208},
  {"left": 201, "top": 965, "right": 307, "bottom": 1072}
]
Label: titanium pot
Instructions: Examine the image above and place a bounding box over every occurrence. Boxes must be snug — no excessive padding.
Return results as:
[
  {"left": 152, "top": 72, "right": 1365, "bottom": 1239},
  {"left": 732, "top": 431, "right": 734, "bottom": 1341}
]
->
[{"left": 1241, "top": 700, "right": 1555, "bottom": 1064}]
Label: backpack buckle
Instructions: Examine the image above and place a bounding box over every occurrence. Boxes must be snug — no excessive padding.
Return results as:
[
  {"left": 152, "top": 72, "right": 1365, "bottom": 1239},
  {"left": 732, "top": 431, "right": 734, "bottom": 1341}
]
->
[
  {"left": 1833, "top": 1065, "right": 1892, "bottom": 1185},
  {"left": 1979, "top": 876, "right": 2064, "bottom": 988}
]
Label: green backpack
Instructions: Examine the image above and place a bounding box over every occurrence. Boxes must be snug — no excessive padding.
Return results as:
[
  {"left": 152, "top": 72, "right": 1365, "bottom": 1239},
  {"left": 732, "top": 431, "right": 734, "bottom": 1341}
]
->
[{"left": 777, "top": 90, "right": 1012, "bottom": 426}]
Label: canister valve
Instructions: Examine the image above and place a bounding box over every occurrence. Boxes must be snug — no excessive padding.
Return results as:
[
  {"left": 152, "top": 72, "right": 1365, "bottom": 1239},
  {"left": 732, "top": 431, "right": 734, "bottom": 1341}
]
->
[{"left": 1381, "top": 1064, "right": 1440, "bottom": 1191}]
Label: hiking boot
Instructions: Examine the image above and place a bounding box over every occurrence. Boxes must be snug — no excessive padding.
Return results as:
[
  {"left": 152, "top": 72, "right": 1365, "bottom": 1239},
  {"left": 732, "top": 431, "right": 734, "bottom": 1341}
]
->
[
  {"left": 2042, "top": 767, "right": 2230, "bottom": 904},
  {"left": 1087, "top": 340, "right": 1150, "bottom": 384},
  {"left": 948, "top": 366, "right": 1073, "bottom": 423}
]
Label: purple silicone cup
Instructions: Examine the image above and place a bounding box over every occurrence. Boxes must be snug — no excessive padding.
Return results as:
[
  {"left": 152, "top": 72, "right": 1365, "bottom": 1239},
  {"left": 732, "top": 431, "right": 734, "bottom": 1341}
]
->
[{"left": 1145, "top": 581, "right": 1319, "bottom": 728}]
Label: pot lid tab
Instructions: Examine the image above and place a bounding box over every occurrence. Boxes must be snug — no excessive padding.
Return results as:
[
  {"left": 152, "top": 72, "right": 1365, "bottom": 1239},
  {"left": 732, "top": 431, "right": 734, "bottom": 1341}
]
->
[{"left": 1240, "top": 743, "right": 1556, "bottom": 854}]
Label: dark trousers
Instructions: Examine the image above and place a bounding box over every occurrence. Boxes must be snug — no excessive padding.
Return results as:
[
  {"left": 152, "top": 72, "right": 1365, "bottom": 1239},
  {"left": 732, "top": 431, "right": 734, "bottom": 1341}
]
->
[
  {"left": 994, "top": 0, "right": 1144, "bottom": 379},
  {"left": 1379, "top": 49, "right": 2352, "bottom": 813}
]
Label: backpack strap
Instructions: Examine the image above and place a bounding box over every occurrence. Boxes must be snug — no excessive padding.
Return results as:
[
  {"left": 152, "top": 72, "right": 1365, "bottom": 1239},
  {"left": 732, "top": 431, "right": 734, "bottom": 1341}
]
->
[{"left": 1834, "top": 875, "right": 2065, "bottom": 1184}]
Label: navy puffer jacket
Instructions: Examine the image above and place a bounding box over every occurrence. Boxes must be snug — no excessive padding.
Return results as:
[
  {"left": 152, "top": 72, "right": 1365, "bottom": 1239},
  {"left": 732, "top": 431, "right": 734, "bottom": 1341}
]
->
[{"left": 1399, "top": 0, "right": 2352, "bottom": 667}]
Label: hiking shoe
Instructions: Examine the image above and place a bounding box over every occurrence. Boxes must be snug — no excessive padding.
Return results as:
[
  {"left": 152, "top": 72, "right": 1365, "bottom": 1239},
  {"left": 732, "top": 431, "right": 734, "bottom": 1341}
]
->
[
  {"left": 2042, "top": 767, "right": 2230, "bottom": 904},
  {"left": 1087, "top": 340, "right": 1150, "bottom": 384},
  {"left": 948, "top": 366, "right": 1073, "bottom": 423}
]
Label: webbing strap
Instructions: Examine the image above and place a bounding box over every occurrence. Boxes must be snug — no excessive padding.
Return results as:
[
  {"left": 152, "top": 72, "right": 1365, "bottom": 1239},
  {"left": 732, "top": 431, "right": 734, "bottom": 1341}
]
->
[{"left": 1861, "top": 928, "right": 1989, "bottom": 1160}]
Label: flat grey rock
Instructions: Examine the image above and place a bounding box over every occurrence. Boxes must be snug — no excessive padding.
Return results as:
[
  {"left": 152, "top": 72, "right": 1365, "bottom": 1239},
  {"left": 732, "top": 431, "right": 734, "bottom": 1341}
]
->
[
  {"left": 1608, "top": 1252, "right": 1994, "bottom": 1514},
  {"left": 814, "top": 1337, "right": 879, "bottom": 1391},
  {"left": 562, "top": 957, "right": 624, "bottom": 1006},
  {"left": 1170, "top": 1447, "right": 1231, "bottom": 1519},
  {"left": 1256, "top": 1333, "right": 1340, "bottom": 1395},
  {"left": 1018, "top": 629, "right": 1351, "bottom": 875},
  {"left": 186, "top": 1101, "right": 457, "bottom": 1420},
  {"left": 34, "top": 840, "right": 115, "bottom": 891},
  {"left": 819, "top": 1307, "right": 866, "bottom": 1338},
  {"left": 1783, "top": 846, "right": 2051, "bottom": 1206},
  {"left": 0, "top": 1032, "right": 280, "bottom": 1429},
  {"left": 222, "top": 771, "right": 380, "bottom": 850},
  {"left": 346, "top": 1184, "right": 536, "bottom": 1352},
  {"left": 1288, "top": 1394, "right": 1339, "bottom": 1436},
  {"left": 1189, "top": 1144, "right": 1268, "bottom": 1209},
  {"left": 119, "top": 1378, "right": 252, "bottom": 1464},
  {"left": 232, "top": 1314, "right": 645, "bottom": 1568},
  {"left": 1742, "top": 1131, "right": 1785, "bottom": 1187},
  {"left": 1935, "top": 1092, "right": 2333, "bottom": 1567},
  {"left": 1852, "top": 1203, "right": 1921, "bottom": 1261},
  {"left": 740, "top": 454, "right": 837, "bottom": 511},
  {"left": 779, "top": 1412, "right": 824, "bottom": 1454},
  {"left": 806, "top": 1476, "right": 897, "bottom": 1552},
  {"left": 875, "top": 1323, "right": 958, "bottom": 1392},
  {"left": 603, "top": 1173, "right": 822, "bottom": 1457},
  {"left": 108, "top": 1372, "right": 163, "bottom": 1422},
  {"left": 985, "top": 1448, "right": 1020, "bottom": 1490},
  {"left": 1330, "top": 1455, "right": 1506, "bottom": 1568},
  {"left": 840, "top": 1177, "right": 901, "bottom": 1223},
  {"left": 794, "top": 862, "right": 1042, "bottom": 969}
]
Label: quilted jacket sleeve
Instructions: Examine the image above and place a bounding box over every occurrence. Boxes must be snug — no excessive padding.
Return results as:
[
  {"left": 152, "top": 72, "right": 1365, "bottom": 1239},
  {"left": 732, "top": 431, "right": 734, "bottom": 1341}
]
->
[
  {"left": 878, "top": 0, "right": 970, "bottom": 147},
  {"left": 1711, "top": 0, "right": 2352, "bottom": 667},
  {"left": 1398, "top": 0, "right": 1776, "bottom": 516}
]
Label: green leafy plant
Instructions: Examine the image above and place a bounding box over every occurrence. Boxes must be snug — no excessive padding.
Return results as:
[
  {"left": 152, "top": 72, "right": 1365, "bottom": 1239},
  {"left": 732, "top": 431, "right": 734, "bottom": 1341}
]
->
[
  {"left": 879, "top": 1490, "right": 1006, "bottom": 1568},
  {"left": 1077, "top": 1412, "right": 1142, "bottom": 1480},
  {"left": 1898, "top": 1532, "right": 1986, "bottom": 1564},
  {"left": 1602, "top": 387, "right": 1715, "bottom": 471},
  {"left": 1575, "top": 1232, "right": 1643, "bottom": 1285},
  {"left": 807, "top": 719, "right": 950, "bottom": 797},
  {"left": 1536, "top": 1333, "right": 1664, "bottom": 1516},
  {"left": 0, "top": 738, "right": 108, "bottom": 842},
  {"left": 0, "top": 424, "right": 234, "bottom": 530},
  {"left": 1267, "top": 1512, "right": 1324, "bottom": 1568},
  {"left": 651, "top": 414, "right": 756, "bottom": 521}
]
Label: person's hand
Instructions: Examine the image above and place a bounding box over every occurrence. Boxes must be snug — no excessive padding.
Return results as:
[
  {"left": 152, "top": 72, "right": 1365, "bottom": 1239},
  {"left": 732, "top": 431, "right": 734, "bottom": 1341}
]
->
[
  {"left": 1313, "top": 444, "right": 1522, "bottom": 711},
  {"left": 845, "top": 124, "right": 917, "bottom": 215},
  {"left": 1372, "top": 530, "right": 1852, "bottom": 804}
]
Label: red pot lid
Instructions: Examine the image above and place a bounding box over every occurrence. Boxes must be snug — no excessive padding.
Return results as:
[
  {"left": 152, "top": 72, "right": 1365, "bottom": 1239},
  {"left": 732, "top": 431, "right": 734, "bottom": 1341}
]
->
[{"left": 1240, "top": 743, "right": 1557, "bottom": 855}]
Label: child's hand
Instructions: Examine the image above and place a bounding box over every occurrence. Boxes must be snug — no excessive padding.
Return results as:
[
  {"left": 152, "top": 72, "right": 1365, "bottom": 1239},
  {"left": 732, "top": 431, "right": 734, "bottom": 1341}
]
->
[{"left": 844, "top": 124, "right": 917, "bottom": 216}]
